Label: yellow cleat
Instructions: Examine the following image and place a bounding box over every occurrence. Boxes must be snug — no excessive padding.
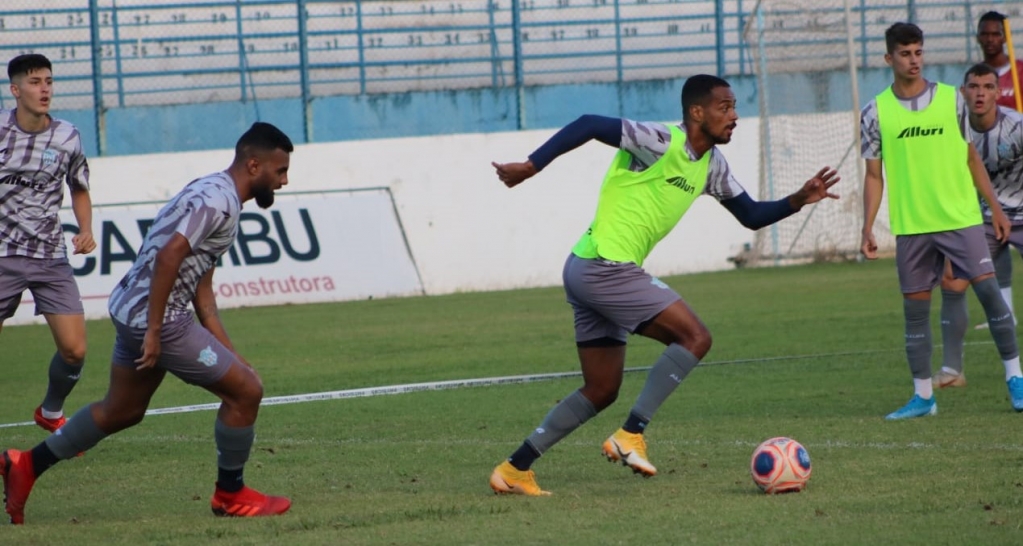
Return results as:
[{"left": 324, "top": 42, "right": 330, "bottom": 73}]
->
[
  {"left": 602, "top": 428, "right": 657, "bottom": 477},
  {"left": 489, "top": 461, "right": 551, "bottom": 496},
  {"left": 932, "top": 371, "right": 966, "bottom": 389}
]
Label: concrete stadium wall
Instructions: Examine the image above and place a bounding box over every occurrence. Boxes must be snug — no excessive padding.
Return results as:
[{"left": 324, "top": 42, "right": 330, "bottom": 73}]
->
[
  {"left": 51, "top": 64, "right": 972, "bottom": 158},
  {"left": 79, "top": 119, "right": 765, "bottom": 297}
]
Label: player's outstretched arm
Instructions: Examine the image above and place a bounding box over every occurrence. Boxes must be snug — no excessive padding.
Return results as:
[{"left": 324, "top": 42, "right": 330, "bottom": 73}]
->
[
  {"left": 69, "top": 187, "right": 95, "bottom": 255},
  {"left": 968, "top": 143, "right": 1010, "bottom": 242},
  {"left": 719, "top": 167, "right": 839, "bottom": 230},
  {"left": 492, "top": 114, "right": 621, "bottom": 188},
  {"left": 861, "top": 159, "right": 884, "bottom": 260}
]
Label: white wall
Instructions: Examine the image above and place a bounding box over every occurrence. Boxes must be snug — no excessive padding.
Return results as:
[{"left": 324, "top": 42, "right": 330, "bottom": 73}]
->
[{"left": 83, "top": 120, "right": 764, "bottom": 297}]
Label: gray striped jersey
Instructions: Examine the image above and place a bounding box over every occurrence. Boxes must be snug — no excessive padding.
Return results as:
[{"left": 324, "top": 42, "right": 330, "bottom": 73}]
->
[
  {"left": 0, "top": 109, "right": 90, "bottom": 259},
  {"left": 108, "top": 172, "right": 241, "bottom": 328},
  {"left": 972, "top": 106, "right": 1023, "bottom": 224},
  {"left": 621, "top": 119, "right": 747, "bottom": 200}
]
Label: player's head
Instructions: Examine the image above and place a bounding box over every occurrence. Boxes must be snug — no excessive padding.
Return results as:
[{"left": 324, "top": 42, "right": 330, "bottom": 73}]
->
[
  {"left": 961, "top": 63, "right": 1000, "bottom": 117},
  {"left": 884, "top": 23, "right": 924, "bottom": 80},
  {"left": 233, "top": 122, "right": 294, "bottom": 209},
  {"left": 681, "top": 74, "right": 737, "bottom": 145},
  {"left": 8, "top": 54, "right": 53, "bottom": 115},
  {"left": 976, "top": 11, "right": 1007, "bottom": 59}
]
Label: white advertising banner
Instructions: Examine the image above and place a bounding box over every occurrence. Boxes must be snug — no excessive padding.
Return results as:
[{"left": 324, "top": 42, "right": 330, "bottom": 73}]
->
[{"left": 8, "top": 189, "right": 424, "bottom": 326}]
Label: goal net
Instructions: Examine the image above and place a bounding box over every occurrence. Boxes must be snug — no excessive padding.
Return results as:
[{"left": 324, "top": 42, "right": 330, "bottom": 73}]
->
[{"left": 741, "top": 0, "right": 888, "bottom": 266}]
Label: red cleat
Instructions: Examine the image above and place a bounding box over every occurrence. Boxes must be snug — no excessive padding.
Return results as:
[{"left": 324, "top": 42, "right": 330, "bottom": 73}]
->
[
  {"left": 33, "top": 407, "right": 66, "bottom": 433},
  {"left": 211, "top": 485, "right": 291, "bottom": 517},
  {"left": 1, "top": 449, "right": 37, "bottom": 525}
]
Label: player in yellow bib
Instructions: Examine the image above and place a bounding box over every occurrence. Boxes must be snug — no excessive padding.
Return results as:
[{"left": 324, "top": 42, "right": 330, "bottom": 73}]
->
[
  {"left": 860, "top": 23, "right": 1022, "bottom": 420},
  {"left": 488, "top": 74, "right": 840, "bottom": 495}
]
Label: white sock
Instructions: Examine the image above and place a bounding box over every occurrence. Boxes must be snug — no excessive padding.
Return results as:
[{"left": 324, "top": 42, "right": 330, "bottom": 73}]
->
[
  {"left": 940, "top": 366, "right": 960, "bottom": 376},
  {"left": 1004, "top": 356, "right": 1022, "bottom": 381},
  {"left": 1002, "top": 287, "right": 1017, "bottom": 325},
  {"left": 914, "top": 378, "right": 934, "bottom": 400},
  {"left": 40, "top": 407, "right": 64, "bottom": 419}
]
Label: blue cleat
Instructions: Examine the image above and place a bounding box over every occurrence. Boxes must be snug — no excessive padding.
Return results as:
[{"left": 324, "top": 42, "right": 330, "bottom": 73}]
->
[
  {"left": 885, "top": 395, "right": 937, "bottom": 420},
  {"left": 1007, "top": 377, "right": 1023, "bottom": 412}
]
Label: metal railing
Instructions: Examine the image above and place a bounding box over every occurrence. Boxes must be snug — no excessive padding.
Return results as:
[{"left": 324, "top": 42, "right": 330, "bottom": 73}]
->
[{"left": 0, "top": 0, "right": 1018, "bottom": 153}]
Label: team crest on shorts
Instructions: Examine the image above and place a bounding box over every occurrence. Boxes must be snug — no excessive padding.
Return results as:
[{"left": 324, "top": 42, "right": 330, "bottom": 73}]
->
[
  {"left": 197, "top": 346, "right": 218, "bottom": 367},
  {"left": 650, "top": 277, "right": 669, "bottom": 290},
  {"left": 42, "top": 148, "right": 58, "bottom": 166}
]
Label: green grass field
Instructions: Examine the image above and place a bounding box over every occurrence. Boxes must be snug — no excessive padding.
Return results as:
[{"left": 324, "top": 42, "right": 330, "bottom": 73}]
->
[{"left": 2, "top": 258, "right": 1023, "bottom": 545}]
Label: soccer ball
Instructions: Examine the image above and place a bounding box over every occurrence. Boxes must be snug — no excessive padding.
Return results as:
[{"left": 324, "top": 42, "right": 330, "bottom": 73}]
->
[{"left": 750, "top": 437, "right": 812, "bottom": 494}]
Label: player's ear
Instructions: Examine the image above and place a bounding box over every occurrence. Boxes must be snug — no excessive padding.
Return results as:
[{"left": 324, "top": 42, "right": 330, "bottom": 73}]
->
[
  {"left": 246, "top": 156, "right": 261, "bottom": 175},
  {"left": 883, "top": 53, "right": 892, "bottom": 67},
  {"left": 9, "top": 83, "right": 19, "bottom": 99},
  {"left": 689, "top": 103, "right": 705, "bottom": 123}
]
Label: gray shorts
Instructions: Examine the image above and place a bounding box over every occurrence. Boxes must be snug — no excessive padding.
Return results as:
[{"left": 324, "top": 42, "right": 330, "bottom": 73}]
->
[
  {"left": 563, "top": 253, "right": 681, "bottom": 344},
  {"left": 0, "top": 256, "right": 84, "bottom": 320},
  {"left": 896, "top": 225, "right": 995, "bottom": 293},
  {"left": 985, "top": 223, "right": 1023, "bottom": 259},
  {"left": 111, "top": 317, "right": 237, "bottom": 386}
]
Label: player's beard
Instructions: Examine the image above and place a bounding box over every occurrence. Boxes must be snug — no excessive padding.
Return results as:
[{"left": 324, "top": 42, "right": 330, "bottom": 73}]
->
[
  {"left": 702, "top": 121, "right": 731, "bottom": 145},
  {"left": 254, "top": 186, "right": 275, "bottom": 209}
]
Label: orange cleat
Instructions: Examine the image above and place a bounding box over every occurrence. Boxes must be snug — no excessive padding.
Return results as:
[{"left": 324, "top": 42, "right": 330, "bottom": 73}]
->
[
  {"left": 489, "top": 461, "right": 551, "bottom": 496},
  {"left": 33, "top": 407, "right": 66, "bottom": 434},
  {"left": 1, "top": 449, "right": 37, "bottom": 525},
  {"left": 602, "top": 428, "right": 657, "bottom": 477},
  {"left": 211, "top": 485, "right": 291, "bottom": 517}
]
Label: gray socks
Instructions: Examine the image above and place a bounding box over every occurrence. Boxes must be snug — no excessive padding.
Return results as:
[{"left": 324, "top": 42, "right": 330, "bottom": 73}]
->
[
  {"left": 940, "top": 290, "right": 967, "bottom": 374},
  {"left": 41, "top": 352, "right": 83, "bottom": 414},
  {"left": 904, "top": 298, "right": 932, "bottom": 380},
  {"left": 525, "top": 390, "right": 597, "bottom": 455},
  {"left": 631, "top": 343, "right": 700, "bottom": 421},
  {"left": 215, "top": 420, "right": 255, "bottom": 471},
  {"left": 973, "top": 276, "right": 1020, "bottom": 360},
  {"left": 995, "top": 247, "right": 1013, "bottom": 288},
  {"left": 44, "top": 406, "right": 108, "bottom": 460}
]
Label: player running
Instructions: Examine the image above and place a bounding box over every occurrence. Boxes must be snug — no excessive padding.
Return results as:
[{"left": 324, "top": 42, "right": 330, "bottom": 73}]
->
[
  {"left": 1, "top": 122, "right": 294, "bottom": 524},
  {"left": 489, "top": 74, "right": 839, "bottom": 495}
]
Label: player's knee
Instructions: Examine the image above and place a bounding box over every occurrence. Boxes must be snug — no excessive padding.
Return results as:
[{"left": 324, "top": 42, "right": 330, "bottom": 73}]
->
[
  {"left": 681, "top": 326, "right": 712, "bottom": 360},
  {"left": 237, "top": 370, "right": 264, "bottom": 406},
  {"left": 96, "top": 402, "right": 146, "bottom": 432},
  {"left": 58, "top": 344, "right": 87, "bottom": 365}
]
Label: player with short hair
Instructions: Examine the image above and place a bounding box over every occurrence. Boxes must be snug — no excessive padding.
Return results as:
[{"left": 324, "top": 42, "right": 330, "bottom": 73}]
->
[
  {"left": 1, "top": 122, "right": 294, "bottom": 524},
  {"left": 957, "top": 11, "right": 1023, "bottom": 334},
  {"left": 977, "top": 11, "right": 1023, "bottom": 110},
  {"left": 860, "top": 23, "right": 1023, "bottom": 419},
  {"left": 489, "top": 74, "right": 840, "bottom": 495},
  {"left": 934, "top": 65, "right": 1023, "bottom": 389},
  {"left": 0, "top": 53, "right": 95, "bottom": 433}
]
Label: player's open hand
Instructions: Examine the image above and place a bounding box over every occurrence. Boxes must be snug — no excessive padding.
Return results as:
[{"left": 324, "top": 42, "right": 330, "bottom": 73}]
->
[
  {"left": 993, "top": 209, "right": 1011, "bottom": 243},
  {"left": 861, "top": 230, "right": 878, "bottom": 260},
  {"left": 135, "top": 329, "right": 161, "bottom": 371},
  {"left": 492, "top": 160, "right": 538, "bottom": 188},
  {"left": 794, "top": 167, "right": 840, "bottom": 207},
  {"left": 72, "top": 231, "right": 96, "bottom": 254}
]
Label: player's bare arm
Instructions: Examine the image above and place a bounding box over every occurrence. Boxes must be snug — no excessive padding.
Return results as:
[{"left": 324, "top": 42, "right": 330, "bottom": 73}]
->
[
  {"left": 968, "top": 142, "right": 1010, "bottom": 242},
  {"left": 137, "top": 233, "right": 192, "bottom": 370},
  {"left": 69, "top": 187, "right": 95, "bottom": 255},
  {"left": 193, "top": 266, "right": 236, "bottom": 354},
  {"left": 861, "top": 158, "right": 885, "bottom": 260},
  {"left": 788, "top": 167, "right": 841, "bottom": 209}
]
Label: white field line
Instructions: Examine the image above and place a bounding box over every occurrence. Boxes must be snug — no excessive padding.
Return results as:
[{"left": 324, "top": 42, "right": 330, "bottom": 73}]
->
[{"left": 0, "top": 342, "right": 995, "bottom": 430}]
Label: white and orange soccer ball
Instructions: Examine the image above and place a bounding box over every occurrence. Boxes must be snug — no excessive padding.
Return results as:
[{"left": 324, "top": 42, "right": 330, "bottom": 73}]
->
[{"left": 750, "top": 437, "right": 812, "bottom": 494}]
